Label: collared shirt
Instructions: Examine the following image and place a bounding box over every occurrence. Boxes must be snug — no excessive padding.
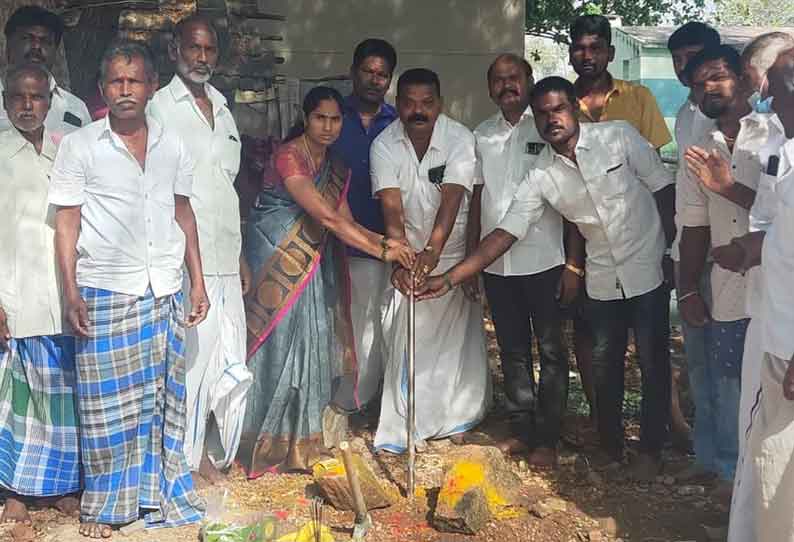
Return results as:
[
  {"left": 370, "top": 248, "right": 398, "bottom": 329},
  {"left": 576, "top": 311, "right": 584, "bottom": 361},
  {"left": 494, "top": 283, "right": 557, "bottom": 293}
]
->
[
  {"left": 0, "top": 127, "right": 63, "bottom": 338},
  {"left": 671, "top": 99, "right": 717, "bottom": 261},
  {"left": 371, "top": 113, "right": 476, "bottom": 258},
  {"left": 331, "top": 95, "right": 397, "bottom": 258},
  {"left": 498, "top": 121, "right": 674, "bottom": 301},
  {"left": 577, "top": 76, "right": 672, "bottom": 149},
  {"left": 0, "top": 77, "right": 91, "bottom": 138},
  {"left": 49, "top": 115, "right": 195, "bottom": 298},
  {"left": 762, "top": 139, "right": 794, "bottom": 360},
  {"left": 678, "top": 113, "right": 769, "bottom": 322},
  {"left": 473, "top": 108, "right": 564, "bottom": 275},
  {"left": 149, "top": 75, "right": 242, "bottom": 276},
  {"left": 746, "top": 113, "right": 786, "bottom": 319}
]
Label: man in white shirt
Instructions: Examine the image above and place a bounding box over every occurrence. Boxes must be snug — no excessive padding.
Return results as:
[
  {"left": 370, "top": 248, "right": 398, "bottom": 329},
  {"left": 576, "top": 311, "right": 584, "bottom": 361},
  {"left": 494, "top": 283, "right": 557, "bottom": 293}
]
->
[
  {"left": 419, "top": 76, "right": 676, "bottom": 480},
  {"left": 0, "top": 6, "right": 91, "bottom": 136},
  {"left": 666, "top": 22, "right": 720, "bottom": 460},
  {"left": 0, "top": 64, "right": 79, "bottom": 526},
  {"left": 467, "top": 54, "right": 579, "bottom": 466},
  {"left": 149, "top": 15, "right": 252, "bottom": 488},
  {"left": 50, "top": 41, "right": 206, "bottom": 537},
  {"left": 679, "top": 45, "right": 769, "bottom": 497},
  {"left": 371, "top": 68, "right": 489, "bottom": 452}
]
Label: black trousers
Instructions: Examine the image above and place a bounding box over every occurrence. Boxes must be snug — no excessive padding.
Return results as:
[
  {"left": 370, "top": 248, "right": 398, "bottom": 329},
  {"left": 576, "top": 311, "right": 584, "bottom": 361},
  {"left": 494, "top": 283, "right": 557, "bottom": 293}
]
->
[
  {"left": 583, "top": 284, "right": 672, "bottom": 458},
  {"left": 483, "top": 265, "right": 568, "bottom": 448}
]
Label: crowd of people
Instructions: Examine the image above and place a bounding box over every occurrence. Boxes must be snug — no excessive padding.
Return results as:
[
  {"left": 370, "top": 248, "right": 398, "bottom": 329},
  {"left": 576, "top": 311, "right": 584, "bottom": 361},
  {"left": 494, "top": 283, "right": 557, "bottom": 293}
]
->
[{"left": 1, "top": 4, "right": 794, "bottom": 541}]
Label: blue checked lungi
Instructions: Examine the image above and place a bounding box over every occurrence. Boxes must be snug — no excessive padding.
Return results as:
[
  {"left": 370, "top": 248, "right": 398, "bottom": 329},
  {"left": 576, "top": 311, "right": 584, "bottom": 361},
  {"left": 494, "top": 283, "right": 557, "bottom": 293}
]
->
[
  {"left": 0, "top": 335, "right": 80, "bottom": 496},
  {"left": 75, "top": 287, "right": 204, "bottom": 527}
]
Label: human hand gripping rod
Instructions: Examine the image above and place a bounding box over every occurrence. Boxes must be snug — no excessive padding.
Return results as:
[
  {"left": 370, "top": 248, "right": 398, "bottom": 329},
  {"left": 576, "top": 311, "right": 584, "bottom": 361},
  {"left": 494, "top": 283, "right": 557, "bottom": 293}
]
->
[{"left": 407, "top": 270, "right": 417, "bottom": 501}]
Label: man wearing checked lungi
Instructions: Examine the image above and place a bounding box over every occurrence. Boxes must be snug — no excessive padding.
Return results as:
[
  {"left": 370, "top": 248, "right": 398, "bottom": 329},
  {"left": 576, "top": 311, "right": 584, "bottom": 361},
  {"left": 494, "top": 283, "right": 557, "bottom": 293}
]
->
[
  {"left": 0, "top": 64, "right": 80, "bottom": 525},
  {"left": 50, "top": 40, "right": 208, "bottom": 538}
]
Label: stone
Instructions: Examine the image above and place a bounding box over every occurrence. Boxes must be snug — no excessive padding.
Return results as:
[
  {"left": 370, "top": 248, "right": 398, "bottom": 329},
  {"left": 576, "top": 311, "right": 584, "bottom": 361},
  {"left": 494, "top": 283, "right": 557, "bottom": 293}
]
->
[
  {"left": 434, "top": 446, "right": 524, "bottom": 534},
  {"left": 531, "top": 497, "right": 568, "bottom": 518},
  {"left": 312, "top": 455, "right": 395, "bottom": 512},
  {"left": 597, "top": 516, "right": 618, "bottom": 536},
  {"left": 678, "top": 485, "right": 706, "bottom": 496}
]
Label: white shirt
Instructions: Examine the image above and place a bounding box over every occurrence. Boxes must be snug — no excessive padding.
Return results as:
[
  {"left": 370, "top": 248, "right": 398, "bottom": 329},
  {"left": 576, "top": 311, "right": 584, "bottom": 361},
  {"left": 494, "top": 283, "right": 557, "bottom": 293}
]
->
[
  {"left": 746, "top": 113, "right": 786, "bottom": 319},
  {"left": 48, "top": 115, "right": 195, "bottom": 298},
  {"left": 371, "top": 114, "right": 476, "bottom": 258},
  {"left": 149, "top": 76, "right": 242, "bottom": 276},
  {"left": 762, "top": 139, "right": 794, "bottom": 360},
  {"left": 678, "top": 113, "right": 769, "bottom": 322},
  {"left": 0, "top": 77, "right": 92, "bottom": 139},
  {"left": 671, "top": 99, "right": 716, "bottom": 261},
  {"left": 0, "top": 127, "right": 64, "bottom": 338},
  {"left": 473, "top": 108, "right": 564, "bottom": 276},
  {"left": 498, "top": 121, "right": 674, "bottom": 301}
]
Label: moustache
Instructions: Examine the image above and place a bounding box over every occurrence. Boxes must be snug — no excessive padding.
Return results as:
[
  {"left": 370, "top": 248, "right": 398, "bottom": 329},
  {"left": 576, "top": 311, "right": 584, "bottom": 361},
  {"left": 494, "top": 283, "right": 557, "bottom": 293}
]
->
[
  {"left": 114, "top": 99, "right": 138, "bottom": 107},
  {"left": 407, "top": 114, "right": 429, "bottom": 124},
  {"left": 25, "top": 51, "right": 45, "bottom": 62},
  {"left": 545, "top": 123, "right": 564, "bottom": 134},
  {"left": 499, "top": 88, "right": 519, "bottom": 99}
]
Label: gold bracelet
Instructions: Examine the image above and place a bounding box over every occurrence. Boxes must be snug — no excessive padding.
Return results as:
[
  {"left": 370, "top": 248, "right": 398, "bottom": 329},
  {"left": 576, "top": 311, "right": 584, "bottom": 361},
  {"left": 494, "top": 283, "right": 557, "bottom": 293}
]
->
[
  {"left": 677, "top": 291, "right": 699, "bottom": 304},
  {"left": 565, "top": 263, "right": 585, "bottom": 277}
]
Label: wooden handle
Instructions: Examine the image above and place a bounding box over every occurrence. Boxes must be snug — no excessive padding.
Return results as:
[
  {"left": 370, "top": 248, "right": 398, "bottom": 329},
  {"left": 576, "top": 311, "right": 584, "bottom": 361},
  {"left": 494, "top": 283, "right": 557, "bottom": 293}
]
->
[{"left": 339, "top": 441, "right": 368, "bottom": 521}]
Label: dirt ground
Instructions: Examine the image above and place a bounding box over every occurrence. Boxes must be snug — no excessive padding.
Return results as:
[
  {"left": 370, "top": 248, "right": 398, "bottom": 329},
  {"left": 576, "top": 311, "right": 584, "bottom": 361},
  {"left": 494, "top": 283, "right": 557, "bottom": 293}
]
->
[{"left": 0, "top": 319, "right": 730, "bottom": 542}]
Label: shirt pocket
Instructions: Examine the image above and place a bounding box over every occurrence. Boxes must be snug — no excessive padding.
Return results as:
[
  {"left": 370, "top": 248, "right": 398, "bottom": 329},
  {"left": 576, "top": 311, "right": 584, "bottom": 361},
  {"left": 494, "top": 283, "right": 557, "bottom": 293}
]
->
[
  {"left": 218, "top": 133, "right": 242, "bottom": 180},
  {"left": 600, "top": 162, "right": 629, "bottom": 200}
]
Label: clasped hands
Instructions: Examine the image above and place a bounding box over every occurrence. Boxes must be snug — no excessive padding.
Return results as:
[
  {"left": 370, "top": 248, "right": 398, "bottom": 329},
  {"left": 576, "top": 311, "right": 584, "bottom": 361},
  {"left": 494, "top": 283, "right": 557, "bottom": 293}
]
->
[{"left": 390, "top": 245, "right": 441, "bottom": 299}]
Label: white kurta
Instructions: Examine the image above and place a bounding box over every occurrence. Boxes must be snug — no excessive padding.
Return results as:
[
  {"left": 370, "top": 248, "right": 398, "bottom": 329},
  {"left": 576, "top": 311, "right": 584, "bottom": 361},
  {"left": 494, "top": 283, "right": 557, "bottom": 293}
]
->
[{"left": 370, "top": 115, "right": 490, "bottom": 451}]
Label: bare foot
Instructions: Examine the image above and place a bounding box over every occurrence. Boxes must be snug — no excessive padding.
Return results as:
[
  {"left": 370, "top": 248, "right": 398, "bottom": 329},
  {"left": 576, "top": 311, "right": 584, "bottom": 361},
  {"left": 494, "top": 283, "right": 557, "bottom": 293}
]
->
[
  {"left": 79, "top": 522, "right": 112, "bottom": 539},
  {"left": 52, "top": 495, "right": 81, "bottom": 517},
  {"left": 198, "top": 452, "right": 225, "bottom": 485},
  {"left": 527, "top": 446, "right": 558, "bottom": 469},
  {"left": 1, "top": 495, "right": 31, "bottom": 524},
  {"left": 495, "top": 437, "right": 529, "bottom": 455}
]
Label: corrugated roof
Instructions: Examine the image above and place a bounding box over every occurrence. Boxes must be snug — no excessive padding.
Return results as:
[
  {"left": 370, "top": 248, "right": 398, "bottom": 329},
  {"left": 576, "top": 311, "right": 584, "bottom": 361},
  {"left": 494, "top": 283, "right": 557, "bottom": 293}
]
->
[{"left": 617, "top": 26, "right": 794, "bottom": 48}]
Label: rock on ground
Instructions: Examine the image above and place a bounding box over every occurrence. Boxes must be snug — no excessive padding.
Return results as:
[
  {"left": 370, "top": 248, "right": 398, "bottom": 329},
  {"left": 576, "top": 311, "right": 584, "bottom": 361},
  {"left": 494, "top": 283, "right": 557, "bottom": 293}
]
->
[{"left": 312, "top": 454, "right": 396, "bottom": 511}]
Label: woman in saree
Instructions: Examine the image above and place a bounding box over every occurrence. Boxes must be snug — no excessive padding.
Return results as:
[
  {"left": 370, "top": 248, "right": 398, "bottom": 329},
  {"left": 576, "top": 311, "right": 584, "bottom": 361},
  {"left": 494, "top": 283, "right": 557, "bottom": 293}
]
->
[{"left": 239, "top": 86, "right": 414, "bottom": 476}]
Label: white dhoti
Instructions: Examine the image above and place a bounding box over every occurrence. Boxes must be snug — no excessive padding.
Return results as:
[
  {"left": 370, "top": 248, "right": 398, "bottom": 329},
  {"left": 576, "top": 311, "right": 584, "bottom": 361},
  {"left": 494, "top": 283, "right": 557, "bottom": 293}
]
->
[
  {"left": 348, "top": 256, "right": 393, "bottom": 406},
  {"left": 747, "top": 352, "right": 794, "bottom": 542},
  {"left": 374, "top": 256, "right": 490, "bottom": 452},
  {"left": 183, "top": 274, "right": 252, "bottom": 470},
  {"left": 728, "top": 317, "right": 763, "bottom": 542}
]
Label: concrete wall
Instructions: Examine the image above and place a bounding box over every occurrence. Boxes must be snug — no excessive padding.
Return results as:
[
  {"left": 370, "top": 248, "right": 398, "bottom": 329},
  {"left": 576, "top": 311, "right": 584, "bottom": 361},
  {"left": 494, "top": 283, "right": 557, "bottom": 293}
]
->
[{"left": 263, "top": 0, "right": 525, "bottom": 129}]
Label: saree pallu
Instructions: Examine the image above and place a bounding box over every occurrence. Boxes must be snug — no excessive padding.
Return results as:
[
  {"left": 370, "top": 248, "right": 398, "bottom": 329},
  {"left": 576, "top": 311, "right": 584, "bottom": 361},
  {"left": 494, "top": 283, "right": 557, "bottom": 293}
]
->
[
  {"left": 0, "top": 335, "right": 80, "bottom": 496},
  {"left": 75, "top": 287, "right": 204, "bottom": 527},
  {"left": 239, "top": 158, "right": 357, "bottom": 477}
]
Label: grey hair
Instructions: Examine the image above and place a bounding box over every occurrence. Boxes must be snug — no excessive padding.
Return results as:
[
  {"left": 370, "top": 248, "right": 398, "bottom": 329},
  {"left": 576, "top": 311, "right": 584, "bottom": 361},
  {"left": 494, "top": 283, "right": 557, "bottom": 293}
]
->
[
  {"left": 3, "top": 62, "right": 51, "bottom": 91},
  {"left": 742, "top": 32, "right": 794, "bottom": 77},
  {"left": 172, "top": 14, "right": 218, "bottom": 48},
  {"left": 99, "top": 39, "right": 157, "bottom": 82}
]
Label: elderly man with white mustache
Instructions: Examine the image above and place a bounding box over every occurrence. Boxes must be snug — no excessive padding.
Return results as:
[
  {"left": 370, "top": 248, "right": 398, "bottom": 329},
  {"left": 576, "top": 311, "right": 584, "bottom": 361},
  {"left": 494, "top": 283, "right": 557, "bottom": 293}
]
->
[{"left": 149, "top": 14, "right": 252, "bottom": 487}]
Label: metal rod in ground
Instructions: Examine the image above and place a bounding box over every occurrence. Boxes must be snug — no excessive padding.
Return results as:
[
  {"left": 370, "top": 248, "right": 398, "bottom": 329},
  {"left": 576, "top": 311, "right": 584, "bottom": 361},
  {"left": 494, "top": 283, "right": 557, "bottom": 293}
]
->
[{"left": 407, "top": 271, "right": 417, "bottom": 501}]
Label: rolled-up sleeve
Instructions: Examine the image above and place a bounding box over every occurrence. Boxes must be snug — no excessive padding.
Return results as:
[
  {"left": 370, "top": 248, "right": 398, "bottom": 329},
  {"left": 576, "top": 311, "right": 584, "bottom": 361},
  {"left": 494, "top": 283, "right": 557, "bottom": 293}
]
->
[
  {"left": 370, "top": 138, "right": 400, "bottom": 194},
  {"left": 174, "top": 137, "right": 195, "bottom": 197},
  {"left": 49, "top": 132, "right": 87, "bottom": 206},
  {"left": 496, "top": 172, "right": 546, "bottom": 240},
  {"left": 676, "top": 153, "right": 710, "bottom": 228},
  {"left": 622, "top": 122, "right": 674, "bottom": 193},
  {"left": 444, "top": 130, "right": 476, "bottom": 191}
]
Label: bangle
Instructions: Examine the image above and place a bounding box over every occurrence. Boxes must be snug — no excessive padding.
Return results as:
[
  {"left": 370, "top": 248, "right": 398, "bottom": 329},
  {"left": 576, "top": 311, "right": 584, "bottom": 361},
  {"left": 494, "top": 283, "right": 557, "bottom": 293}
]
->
[
  {"left": 677, "top": 291, "right": 699, "bottom": 304},
  {"left": 380, "top": 236, "right": 389, "bottom": 261},
  {"left": 565, "top": 263, "right": 585, "bottom": 277},
  {"left": 443, "top": 273, "right": 454, "bottom": 290}
]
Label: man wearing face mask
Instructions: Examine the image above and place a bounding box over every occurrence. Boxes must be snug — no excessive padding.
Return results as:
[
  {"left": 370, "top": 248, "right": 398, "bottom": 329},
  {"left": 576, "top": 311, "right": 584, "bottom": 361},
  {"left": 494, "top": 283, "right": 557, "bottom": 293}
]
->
[
  {"left": 741, "top": 32, "right": 794, "bottom": 114},
  {"left": 148, "top": 15, "right": 252, "bottom": 488},
  {"left": 330, "top": 39, "right": 398, "bottom": 409},
  {"left": 678, "top": 45, "right": 773, "bottom": 503},
  {"left": 0, "top": 63, "right": 80, "bottom": 526},
  {"left": 0, "top": 6, "right": 91, "bottom": 136},
  {"left": 371, "top": 68, "right": 489, "bottom": 452}
]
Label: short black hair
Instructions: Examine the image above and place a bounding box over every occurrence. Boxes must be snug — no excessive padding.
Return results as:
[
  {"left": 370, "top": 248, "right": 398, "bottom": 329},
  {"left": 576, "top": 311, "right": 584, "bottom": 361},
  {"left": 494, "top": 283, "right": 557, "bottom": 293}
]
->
[
  {"left": 529, "top": 76, "right": 577, "bottom": 106},
  {"left": 487, "top": 53, "right": 533, "bottom": 83},
  {"left": 99, "top": 39, "right": 157, "bottom": 82},
  {"left": 684, "top": 44, "right": 743, "bottom": 84},
  {"left": 4, "top": 6, "right": 65, "bottom": 45},
  {"left": 353, "top": 38, "right": 397, "bottom": 75},
  {"left": 173, "top": 14, "right": 219, "bottom": 45},
  {"left": 397, "top": 68, "right": 441, "bottom": 97},
  {"left": 570, "top": 15, "right": 611, "bottom": 46},
  {"left": 667, "top": 22, "right": 721, "bottom": 53}
]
